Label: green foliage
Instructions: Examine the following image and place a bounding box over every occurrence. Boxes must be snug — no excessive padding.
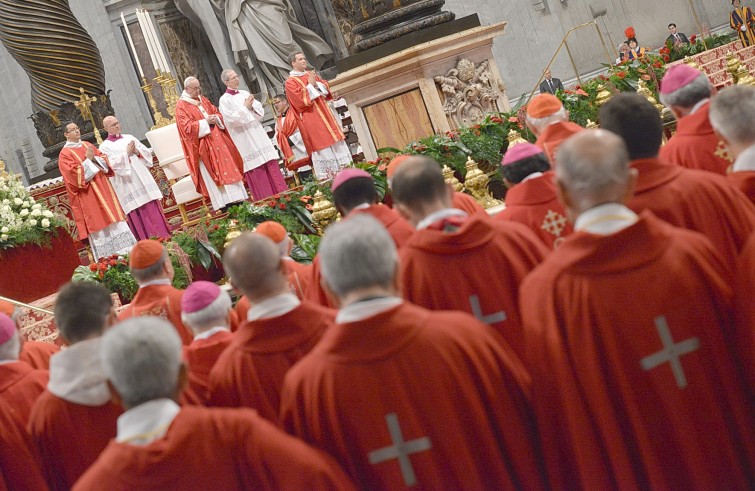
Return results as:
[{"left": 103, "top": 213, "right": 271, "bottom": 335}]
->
[
  {"left": 665, "top": 33, "right": 736, "bottom": 62},
  {"left": 291, "top": 233, "right": 321, "bottom": 263}
]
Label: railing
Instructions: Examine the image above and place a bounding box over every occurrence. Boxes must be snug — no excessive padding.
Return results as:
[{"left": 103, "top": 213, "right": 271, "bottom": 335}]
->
[{"left": 0, "top": 295, "right": 53, "bottom": 315}]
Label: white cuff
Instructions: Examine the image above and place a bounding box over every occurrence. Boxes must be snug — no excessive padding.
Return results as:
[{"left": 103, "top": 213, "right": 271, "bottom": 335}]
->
[
  {"left": 198, "top": 119, "right": 211, "bottom": 138},
  {"left": 82, "top": 159, "right": 101, "bottom": 182},
  {"left": 306, "top": 84, "right": 322, "bottom": 100},
  {"left": 316, "top": 81, "right": 329, "bottom": 96}
]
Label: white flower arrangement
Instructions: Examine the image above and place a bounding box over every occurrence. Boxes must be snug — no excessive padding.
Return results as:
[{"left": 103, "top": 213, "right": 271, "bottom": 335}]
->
[{"left": 0, "top": 169, "right": 65, "bottom": 249}]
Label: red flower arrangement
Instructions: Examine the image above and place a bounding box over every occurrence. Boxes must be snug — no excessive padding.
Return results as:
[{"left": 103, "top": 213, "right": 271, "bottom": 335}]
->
[{"left": 690, "top": 34, "right": 697, "bottom": 44}]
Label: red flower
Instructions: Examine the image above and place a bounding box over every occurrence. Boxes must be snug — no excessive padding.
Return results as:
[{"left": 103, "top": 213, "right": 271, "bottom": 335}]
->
[
  {"left": 616, "top": 71, "right": 627, "bottom": 79},
  {"left": 653, "top": 61, "right": 663, "bottom": 68},
  {"left": 599, "top": 74, "right": 609, "bottom": 81},
  {"left": 641, "top": 74, "right": 651, "bottom": 80},
  {"left": 279, "top": 203, "right": 287, "bottom": 210},
  {"left": 659, "top": 47, "right": 670, "bottom": 55},
  {"left": 98, "top": 271, "right": 105, "bottom": 279},
  {"left": 213, "top": 224, "right": 220, "bottom": 230},
  {"left": 663, "top": 55, "right": 670, "bottom": 62},
  {"left": 690, "top": 34, "right": 697, "bottom": 44},
  {"left": 489, "top": 116, "right": 503, "bottom": 124},
  {"left": 377, "top": 163, "right": 387, "bottom": 171},
  {"left": 508, "top": 116, "right": 518, "bottom": 123},
  {"left": 268, "top": 200, "right": 276, "bottom": 208},
  {"left": 305, "top": 204, "right": 313, "bottom": 211},
  {"left": 576, "top": 88, "right": 589, "bottom": 97},
  {"left": 109, "top": 259, "right": 117, "bottom": 266},
  {"left": 89, "top": 263, "right": 97, "bottom": 272},
  {"left": 99, "top": 264, "right": 108, "bottom": 272},
  {"left": 285, "top": 195, "right": 292, "bottom": 202}
]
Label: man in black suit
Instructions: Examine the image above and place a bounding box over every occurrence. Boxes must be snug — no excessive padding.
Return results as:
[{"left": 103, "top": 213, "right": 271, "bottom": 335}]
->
[
  {"left": 666, "top": 23, "right": 690, "bottom": 46},
  {"left": 539, "top": 69, "right": 564, "bottom": 95}
]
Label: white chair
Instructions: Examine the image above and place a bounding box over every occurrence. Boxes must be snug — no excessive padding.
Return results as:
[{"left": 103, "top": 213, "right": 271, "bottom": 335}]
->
[{"left": 146, "top": 123, "right": 203, "bottom": 224}]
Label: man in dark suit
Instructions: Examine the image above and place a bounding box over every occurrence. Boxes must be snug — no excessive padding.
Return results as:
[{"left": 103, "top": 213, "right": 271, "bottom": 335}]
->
[
  {"left": 539, "top": 69, "right": 564, "bottom": 95},
  {"left": 666, "top": 23, "right": 690, "bottom": 46}
]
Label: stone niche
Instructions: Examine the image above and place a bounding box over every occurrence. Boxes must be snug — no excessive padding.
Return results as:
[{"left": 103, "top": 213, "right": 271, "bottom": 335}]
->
[{"left": 329, "top": 21, "right": 510, "bottom": 160}]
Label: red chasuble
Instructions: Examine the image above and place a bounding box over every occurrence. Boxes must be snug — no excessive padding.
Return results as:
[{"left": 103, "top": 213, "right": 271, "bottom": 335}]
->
[
  {"left": 208, "top": 302, "right": 333, "bottom": 421},
  {"left": 735, "top": 233, "right": 755, "bottom": 395},
  {"left": 281, "top": 302, "right": 546, "bottom": 490},
  {"left": 275, "top": 113, "right": 311, "bottom": 170},
  {"left": 535, "top": 121, "right": 584, "bottom": 166},
  {"left": 58, "top": 143, "right": 125, "bottom": 240},
  {"left": 0, "top": 362, "right": 47, "bottom": 425},
  {"left": 284, "top": 74, "right": 345, "bottom": 153},
  {"left": 659, "top": 102, "right": 732, "bottom": 175},
  {"left": 497, "top": 172, "right": 573, "bottom": 248},
  {"left": 175, "top": 96, "right": 245, "bottom": 198},
  {"left": 73, "top": 406, "right": 355, "bottom": 491},
  {"left": 118, "top": 284, "right": 192, "bottom": 345},
  {"left": 629, "top": 158, "right": 755, "bottom": 263},
  {"left": 182, "top": 330, "right": 234, "bottom": 405},
  {"left": 728, "top": 170, "right": 755, "bottom": 205},
  {"left": 520, "top": 213, "right": 755, "bottom": 490},
  {"left": 19, "top": 341, "right": 59, "bottom": 370},
  {"left": 452, "top": 191, "right": 485, "bottom": 215},
  {"left": 28, "top": 392, "right": 122, "bottom": 490},
  {"left": 0, "top": 407, "right": 47, "bottom": 491},
  {"left": 399, "top": 215, "right": 547, "bottom": 358}
]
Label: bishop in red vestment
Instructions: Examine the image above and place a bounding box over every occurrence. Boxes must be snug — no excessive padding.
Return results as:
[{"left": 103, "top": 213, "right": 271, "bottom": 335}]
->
[
  {"left": 658, "top": 64, "right": 732, "bottom": 174},
  {"left": 211, "top": 232, "right": 332, "bottom": 420},
  {"left": 600, "top": 93, "right": 755, "bottom": 264},
  {"left": 526, "top": 94, "right": 584, "bottom": 166},
  {"left": 272, "top": 93, "right": 312, "bottom": 176},
  {"left": 28, "top": 283, "right": 123, "bottom": 490},
  {"left": 285, "top": 53, "right": 351, "bottom": 179},
  {"left": 74, "top": 316, "right": 354, "bottom": 491},
  {"left": 175, "top": 77, "right": 247, "bottom": 210},
  {"left": 522, "top": 129, "right": 755, "bottom": 489},
  {"left": 281, "top": 215, "right": 546, "bottom": 490},
  {"left": 497, "top": 143, "right": 573, "bottom": 248},
  {"left": 118, "top": 240, "right": 193, "bottom": 344}
]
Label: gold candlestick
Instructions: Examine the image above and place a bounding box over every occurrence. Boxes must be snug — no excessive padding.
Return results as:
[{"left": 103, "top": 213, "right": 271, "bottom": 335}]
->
[
  {"left": 141, "top": 76, "right": 172, "bottom": 130},
  {"left": 442, "top": 165, "right": 464, "bottom": 192},
  {"left": 311, "top": 190, "right": 339, "bottom": 234},
  {"left": 156, "top": 69, "right": 179, "bottom": 119},
  {"left": 464, "top": 156, "right": 502, "bottom": 209}
]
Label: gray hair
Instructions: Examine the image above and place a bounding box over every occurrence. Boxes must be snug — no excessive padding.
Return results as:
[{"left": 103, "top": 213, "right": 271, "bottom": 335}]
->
[
  {"left": 0, "top": 330, "right": 20, "bottom": 361},
  {"left": 220, "top": 69, "right": 235, "bottom": 83},
  {"left": 184, "top": 76, "right": 198, "bottom": 86},
  {"left": 556, "top": 129, "right": 631, "bottom": 206},
  {"left": 319, "top": 215, "right": 398, "bottom": 298},
  {"left": 101, "top": 317, "right": 182, "bottom": 409},
  {"left": 527, "top": 107, "right": 567, "bottom": 132},
  {"left": 659, "top": 73, "right": 711, "bottom": 108},
  {"left": 130, "top": 250, "right": 169, "bottom": 284},
  {"left": 710, "top": 85, "right": 755, "bottom": 145},
  {"left": 180, "top": 290, "right": 232, "bottom": 333}
]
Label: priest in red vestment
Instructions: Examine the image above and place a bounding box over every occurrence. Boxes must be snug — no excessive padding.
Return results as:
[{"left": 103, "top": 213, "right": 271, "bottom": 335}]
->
[
  {"left": 735, "top": 233, "right": 755, "bottom": 396},
  {"left": 0, "top": 314, "right": 47, "bottom": 426},
  {"left": 28, "top": 283, "right": 123, "bottom": 490},
  {"left": 0, "top": 299, "right": 59, "bottom": 370},
  {"left": 521, "top": 129, "right": 755, "bottom": 489},
  {"left": 273, "top": 93, "right": 313, "bottom": 179},
  {"left": 658, "top": 64, "right": 732, "bottom": 175},
  {"left": 497, "top": 142, "right": 573, "bottom": 248},
  {"left": 285, "top": 52, "right": 351, "bottom": 180},
  {"left": 208, "top": 232, "right": 332, "bottom": 421},
  {"left": 179, "top": 281, "right": 234, "bottom": 405},
  {"left": 710, "top": 84, "right": 755, "bottom": 204},
  {"left": 600, "top": 93, "right": 755, "bottom": 264},
  {"left": 58, "top": 122, "right": 136, "bottom": 260},
  {"left": 74, "top": 317, "right": 354, "bottom": 491},
  {"left": 175, "top": 77, "right": 248, "bottom": 211},
  {"left": 391, "top": 157, "right": 548, "bottom": 359},
  {"left": 118, "top": 240, "right": 193, "bottom": 344},
  {"left": 526, "top": 93, "right": 584, "bottom": 166},
  {"left": 281, "top": 215, "right": 547, "bottom": 490}
]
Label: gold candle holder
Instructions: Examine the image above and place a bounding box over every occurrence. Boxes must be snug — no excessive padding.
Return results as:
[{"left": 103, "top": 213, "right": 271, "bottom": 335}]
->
[
  {"left": 311, "top": 190, "right": 339, "bottom": 234},
  {"left": 507, "top": 128, "right": 528, "bottom": 148},
  {"left": 464, "top": 156, "right": 502, "bottom": 209},
  {"left": 442, "top": 165, "right": 464, "bottom": 193},
  {"left": 155, "top": 69, "right": 180, "bottom": 119},
  {"left": 636, "top": 79, "right": 664, "bottom": 114},
  {"left": 142, "top": 76, "right": 172, "bottom": 130},
  {"left": 595, "top": 84, "right": 614, "bottom": 106}
]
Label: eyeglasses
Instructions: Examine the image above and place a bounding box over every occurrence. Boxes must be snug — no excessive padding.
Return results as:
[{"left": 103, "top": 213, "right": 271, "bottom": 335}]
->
[{"left": 65, "top": 127, "right": 80, "bottom": 133}]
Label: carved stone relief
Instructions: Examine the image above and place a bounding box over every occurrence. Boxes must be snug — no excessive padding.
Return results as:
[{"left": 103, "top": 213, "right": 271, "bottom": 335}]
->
[{"left": 434, "top": 58, "right": 505, "bottom": 128}]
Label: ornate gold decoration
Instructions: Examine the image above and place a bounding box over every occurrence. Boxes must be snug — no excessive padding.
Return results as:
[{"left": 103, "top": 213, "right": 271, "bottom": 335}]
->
[
  {"left": 442, "top": 165, "right": 464, "bottom": 192},
  {"left": 435, "top": 59, "right": 504, "bottom": 127},
  {"left": 464, "top": 156, "right": 502, "bottom": 209},
  {"left": 714, "top": 140, "right": 734, "bottom": 163},
  {"left": 0, "top": 159, "right": 8, "bottom": 178},
  {"left": 223, "top": 219, "right": 242, "bottom": 250},
  {"left": 735, "top": 63, "right": 755, "bottom": 86},
  {"left": 636, "top": 79, "right": 664, "bottom": 114},
  {"left": 683, "top": 56, "right": 701, "bottom": 71},
  {"left": 585, "top": 119, "right": 598, "bottom": 129},
  {"left": 595, "top": 84, "right": 613, "bottom": 106},
  {"left": 75, "top": 88, "right": 103, "bottom": 145},
  {"left": 727, "top": 53, "right": 741, "bottom": 83},
  {"left": 507, "top": 128, "right": 528, "bottom": 147},
  {"left": 142, "top": 77, "right": 172, "bottom": 130},
  {"left": 311, "top": 190, "right": 339, "bottom": 233},
  {"left": 156, "top": 70, "right": 180, "bottom": 119}
]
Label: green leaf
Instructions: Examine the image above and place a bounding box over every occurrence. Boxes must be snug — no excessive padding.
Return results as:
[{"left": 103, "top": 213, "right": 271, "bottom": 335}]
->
[{"left": 196, "top": 243, "right": 212, "bottom": 270}]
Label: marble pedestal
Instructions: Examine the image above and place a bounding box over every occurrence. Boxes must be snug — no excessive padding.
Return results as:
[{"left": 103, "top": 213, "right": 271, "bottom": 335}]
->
[{"left": 329, "top": 22, "right": 510, "bottom": 161}]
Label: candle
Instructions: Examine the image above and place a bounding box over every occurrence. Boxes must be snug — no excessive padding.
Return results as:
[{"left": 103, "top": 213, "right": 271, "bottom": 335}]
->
[
  {"left": 136, "top": 9, "right": 159, "bottom": 73},
  {"left": 120, "top": 12, "right": 144, "bottom": 78},
  {"left": 145, "top": 11, "right": 170, "bottom": 72}
]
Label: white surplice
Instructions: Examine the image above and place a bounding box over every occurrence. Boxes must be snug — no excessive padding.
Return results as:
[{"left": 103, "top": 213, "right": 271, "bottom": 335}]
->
[
  {"left": 99, "top": 135, "right": 164, "bottom": 215},
  {"left": 218, "top": 91, "right": 280, "bottom": 172}
]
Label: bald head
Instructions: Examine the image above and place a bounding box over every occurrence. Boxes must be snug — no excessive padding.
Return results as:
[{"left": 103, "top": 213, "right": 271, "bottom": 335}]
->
[
  {"left": 391, "top": 156, "right": 451, "bottom": 224},
  {"left": 556, "top": 130, "right": 636, "bottom": 216},
  {"left": 223, "top": 232, "right": 287, "bottom": 301}
]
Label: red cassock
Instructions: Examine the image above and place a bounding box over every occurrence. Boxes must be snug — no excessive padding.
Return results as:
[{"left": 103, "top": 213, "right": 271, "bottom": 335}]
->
[
  {"left": 534, "top": 121, "right": 583, "bottom": 165},
  {"left": 496, "top": 172, "right": 573, "bottom": 248},
  {"left": 0, "top": 405, "right": 47, "bottom": 491},
  {"left": 19, "top": 341, "right": 60, "bottom": 370},
  {"left": 73, "top": 406, "right": 355, "bottom": 491},
  {"left": 285, "top": 74, "right": 344, "bottom": 153},
  {"left": 399, "top": 215, "right": 547, "bottom": 358},
  {"left": 452, "top": 191, "right": 486, "bottom": 215},
  {"left": 208, "top": 302, "right": 333, "bottom": 421},
  {"left": 58, "top": 143, "right": 126, "bottom": 240},
  {"left": 305, "top": 204, "right": 415, "bottom": 308},
  {"left": 0, "top": 362, "right": 47, "bottom": 425},
  {"left": 182, "top": 330, "right": 234, "bottom": 405},
  {"left": 175, "top": 96, "right": 245, "bottom": 198},
  {"left": 281, "top": 302, "right": 547, "bottom": 490},
  {"left": 118, "top": 284, "right": 193, "bottom": 345},
  {"left": 728, "top": 170, "right": 755, "bottom": 205},
  {"left": 520, "top": 213, "right": 755, "bottom": 490},
  {"left": 735, "top": 232, "right": 755, "bottom": 395},
  {"left": 28, "top": 392, "right": 122, "bottom": 490},
  {"left": 659, "top": 101, "right": 732, "bottom": 175},
  {"left": 275, "top": 112, "right": 311, "bottom": 171},
  {"left": 629, "top": 158, "right": 755, "bottom": 263}
]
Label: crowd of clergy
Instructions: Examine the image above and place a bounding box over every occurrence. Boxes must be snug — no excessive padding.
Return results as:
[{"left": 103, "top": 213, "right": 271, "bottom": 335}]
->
[{"left": 1, "top": 63, "right": 753, "bottom": 490}]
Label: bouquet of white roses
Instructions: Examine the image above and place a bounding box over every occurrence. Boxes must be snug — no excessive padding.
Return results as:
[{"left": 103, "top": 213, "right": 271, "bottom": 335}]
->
[{"left": 0, "top": 171, "right": 66, "bottom": 250}]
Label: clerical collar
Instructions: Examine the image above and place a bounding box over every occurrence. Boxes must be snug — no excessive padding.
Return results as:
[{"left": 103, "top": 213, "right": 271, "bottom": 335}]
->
[
  {"left": 417, "top": 208, "right": 467, "bottom": 231},
  {"left": 574, "top": 203, "right": 638, "bottom": 235},
  {"left": 247, "top": 292, "right": 300, "bottom": 321},
  {"left": 138, "top": 278, "right": 172, "bottom": 288},
  {"left": 290, "top": 70, "right": 307, "bottom": 77},
  {"left": 48, "top": 337, "right": 111, "bottom": 406},
  {"left": 117, "top": 398, "right": 181, "bottom": 446},
  {"left": 521, "top": 171, "right": 544, "bottom": 183},
  {"left": 733, "top": 143, "right": 755, "bottom": 172},
  {"left": 192, "top": 326, "right": 230, "bottom": 341},
  {"left": 106, "top": 134, "right": 122, "bottom": 142},
  {"left": 179, "top": 91, "right": 201, "bottom": 105},
  {"left": 689, "top": 98, "right": 709, "bottom": 115},
  {"left": 336, "top": 296, "right": 403, "bottom": 324},
  {"left": 225, "top": 88, "right": 239, "bottom": 96},
  {"left": 63, "top": 140, "right": 84, "bottom": 148}
]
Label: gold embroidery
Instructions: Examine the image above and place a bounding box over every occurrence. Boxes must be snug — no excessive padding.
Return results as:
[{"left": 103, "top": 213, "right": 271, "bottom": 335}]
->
[
  {"left": 714, "top": 140, "right": 734, "bottom": 163},
  {"left": 90, "top": 180, "right": 117, "bottom": 223}
]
